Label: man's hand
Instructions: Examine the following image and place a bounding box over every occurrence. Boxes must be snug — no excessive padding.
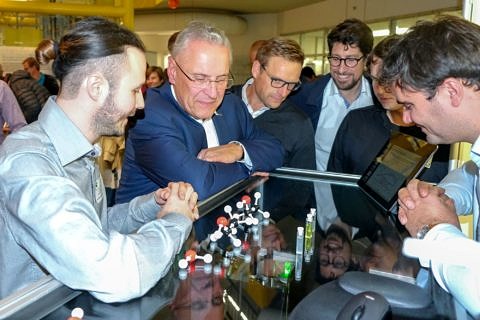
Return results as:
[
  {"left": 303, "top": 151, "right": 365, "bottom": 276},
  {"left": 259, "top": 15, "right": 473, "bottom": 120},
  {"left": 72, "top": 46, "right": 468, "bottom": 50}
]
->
[
  {"left": 157, "top": 182, "right": 199, "bottom": 221},
  {"left": 398, "top": 179, "right": 445, "bottom": 211},
  {"left": 398, "top": 185, "right": 460, "bottom": 237},
  {"left": 197, "top": 143, "right": 243, "bottom": 163},
  {"left": 154, "top": 182, "right": 197, "bottom": 211}
]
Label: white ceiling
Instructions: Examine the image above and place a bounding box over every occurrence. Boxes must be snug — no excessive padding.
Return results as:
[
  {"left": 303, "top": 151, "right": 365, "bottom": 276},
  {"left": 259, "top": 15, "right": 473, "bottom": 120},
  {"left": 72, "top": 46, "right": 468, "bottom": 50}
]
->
[{"left": 136, "top": 0, "right": 325, "bottom": 14}]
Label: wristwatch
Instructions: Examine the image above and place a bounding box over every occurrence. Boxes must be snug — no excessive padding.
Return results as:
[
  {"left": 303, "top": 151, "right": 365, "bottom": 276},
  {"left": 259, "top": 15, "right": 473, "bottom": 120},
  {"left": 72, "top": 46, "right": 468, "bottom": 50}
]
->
[
  {"left": 416, "top": 224, "right": 436, "bottom": 239},
  {"left": 230, "top": 141, "right": 244, "bottom": 160}
]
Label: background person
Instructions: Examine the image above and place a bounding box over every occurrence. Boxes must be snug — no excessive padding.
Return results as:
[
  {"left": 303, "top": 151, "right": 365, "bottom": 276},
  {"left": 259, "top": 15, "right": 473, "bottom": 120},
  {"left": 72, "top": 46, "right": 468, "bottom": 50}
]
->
[
  {"left": 8, "top": 69, "right": 50, "bottom": 123},
  {"left": 145, "top": 65, "right": 165, "bottom": 89},
  {"left": 0, "top": 79, "right": 26, "bottom": 144},
  {"left": 289, "top": 18, "right": 376, "bottom": 231},
  {"left": 231, "top": 37, "right": 315, "bottom": 221},
  {"left": 301, "top": 65, "right": 316, "bottom": 82},
  {"left": 23, "top": 54, "right": 59, "bottom": 95}
]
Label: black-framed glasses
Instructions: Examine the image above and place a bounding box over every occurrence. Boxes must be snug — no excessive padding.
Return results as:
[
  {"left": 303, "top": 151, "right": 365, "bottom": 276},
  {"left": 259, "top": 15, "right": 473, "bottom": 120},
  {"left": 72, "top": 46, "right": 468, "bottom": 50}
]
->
[
  {"left": 173, "top": 59, "right": 234, "bottom": 89},
  {"left": 328, "top": 56, "right": 364, "bottom": 68},
  {"left": 319, "top": 253, "right": 349, "bottom": 269},
  {"left": 260, "top": 64, "right": 301, "bottom": 91}
]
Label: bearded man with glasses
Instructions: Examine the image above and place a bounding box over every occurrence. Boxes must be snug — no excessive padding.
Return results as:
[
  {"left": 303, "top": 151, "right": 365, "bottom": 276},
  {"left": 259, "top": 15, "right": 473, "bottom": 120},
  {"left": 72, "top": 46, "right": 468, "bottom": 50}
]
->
[
  {"left": 117, "top": 21, "right": 284, "bottom": 239},
  {"left": 288, "top": 18, "right": 377, "bottom": 232}
]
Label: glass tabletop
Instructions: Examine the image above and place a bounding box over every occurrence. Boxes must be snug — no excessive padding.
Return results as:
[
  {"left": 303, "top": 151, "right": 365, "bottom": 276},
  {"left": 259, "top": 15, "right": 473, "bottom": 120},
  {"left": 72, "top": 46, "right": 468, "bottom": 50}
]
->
[{"left": 2, "top": 169, "right": 462, "bottom": 320}]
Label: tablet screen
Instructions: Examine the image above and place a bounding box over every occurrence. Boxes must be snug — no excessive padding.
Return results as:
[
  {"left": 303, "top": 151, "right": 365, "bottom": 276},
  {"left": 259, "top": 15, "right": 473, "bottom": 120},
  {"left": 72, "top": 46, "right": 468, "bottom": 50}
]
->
[{"left": 357, "top": 132, "right": 438, "bottom": 212}]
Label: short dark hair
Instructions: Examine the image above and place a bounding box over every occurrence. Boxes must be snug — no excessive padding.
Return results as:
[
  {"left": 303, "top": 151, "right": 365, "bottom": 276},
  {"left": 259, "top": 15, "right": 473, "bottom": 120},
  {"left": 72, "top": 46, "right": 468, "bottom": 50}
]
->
[
  {"left": 256, "top": 37, "right": 304, "bottom": 67},
  {"left": 22, "top": 57, "right": 40, "bottom": 70},
  {"left": 366, "top": 34, "right": 402, "bottom": 73},
  {"left": 327, "top": 18, "right": 373, "bottom": 56},
  {"left": 146, "top": 66, "right": 164, "bottom": 81},
  {"left": 36, "top": 17, "right": 145, "bottom": 98},
  {"left": 381, "top": 15, "right": 480, "bottom": 96},
  {"left": 301, "top": 66, "right": 316, "bottom": 79},
  {"left": 167, "top": 31, "right": 180, "bottom": 53}
]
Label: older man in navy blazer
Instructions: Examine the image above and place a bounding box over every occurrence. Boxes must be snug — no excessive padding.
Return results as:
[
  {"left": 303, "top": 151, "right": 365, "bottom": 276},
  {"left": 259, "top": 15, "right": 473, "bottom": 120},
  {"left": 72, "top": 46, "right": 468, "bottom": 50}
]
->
[{"left": 116, "top": 21, "right": 284, "bottom": 227}]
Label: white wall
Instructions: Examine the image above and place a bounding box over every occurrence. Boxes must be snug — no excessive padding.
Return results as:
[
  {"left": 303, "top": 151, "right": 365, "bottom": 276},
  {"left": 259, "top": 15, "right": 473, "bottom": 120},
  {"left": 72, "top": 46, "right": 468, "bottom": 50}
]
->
[
  {"left": 278, "top": 0, "right": 460, "bottom": 34},
  {"left": 135, "top": 0, "right": 461, "bottom": 81},
  {"left": 229, "top": 13, "right": 278, "bottom": 83}
]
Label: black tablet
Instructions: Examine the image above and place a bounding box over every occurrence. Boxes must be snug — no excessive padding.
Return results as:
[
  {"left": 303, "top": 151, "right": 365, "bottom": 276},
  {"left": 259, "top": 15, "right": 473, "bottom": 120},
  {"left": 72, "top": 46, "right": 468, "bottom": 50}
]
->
[{"left": 357, "top": 132, "right": 438, "bottom": 213}]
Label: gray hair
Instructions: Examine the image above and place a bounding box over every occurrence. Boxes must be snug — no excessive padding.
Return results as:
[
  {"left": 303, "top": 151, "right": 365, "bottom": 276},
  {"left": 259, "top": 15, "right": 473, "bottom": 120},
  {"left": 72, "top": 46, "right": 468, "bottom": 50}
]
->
[{"left": 172, "top": 21, "right": 232, "bottom": 65}]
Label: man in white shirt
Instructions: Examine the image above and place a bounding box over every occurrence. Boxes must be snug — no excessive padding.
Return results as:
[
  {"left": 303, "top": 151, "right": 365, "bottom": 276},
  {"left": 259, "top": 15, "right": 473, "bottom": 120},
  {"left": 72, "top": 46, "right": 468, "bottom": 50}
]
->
[
  {"left": 289, "top": 18, "right": 375, "bottom": 231},
  {"left": 384, "top": 16, "right": 480, "bottom": 317}
]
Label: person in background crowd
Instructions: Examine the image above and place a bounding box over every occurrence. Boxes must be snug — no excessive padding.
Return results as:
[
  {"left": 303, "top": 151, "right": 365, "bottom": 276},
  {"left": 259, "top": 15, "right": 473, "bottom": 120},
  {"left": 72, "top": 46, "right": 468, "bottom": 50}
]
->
[
  {"left": 231, "top": 37, "right": 315, "bottom": 220},
  {"left": 232, "top": 37, "right": 314, "bottom": 173},
  {"left": 163, "top": 31, "right": 180, "bottom": 84},
  {"left": 383, "top": 16, "right": 480, "bottom": 317},
  {"left": 23, "top": 53, "right": 59, "bottom": 95},
  {"left": 0, "top": 78, "right": 27, "bottom": 144},
  {"left": 0, "top": 16, "right": 198, "bottom": 303},
  {"left": 8, "top": 69, "right": 50, "bottom": 123},
  {"left": 249, "top": 39, "right": 267, "bottom": 66},
  {"left": 289, "top": 18, "right": 375, "bottom": 171},
  {"left": 301, "top": 66, "right": 316, "bottom": 82},
  {"left": 145, "top": 66, "right": 165, "bottom": 89},
  {"left": 289, "top": 18, "right": 376, "bottom": 231},
  {"left": 168, "top": 31, "right": 180, "bottom": 53}
]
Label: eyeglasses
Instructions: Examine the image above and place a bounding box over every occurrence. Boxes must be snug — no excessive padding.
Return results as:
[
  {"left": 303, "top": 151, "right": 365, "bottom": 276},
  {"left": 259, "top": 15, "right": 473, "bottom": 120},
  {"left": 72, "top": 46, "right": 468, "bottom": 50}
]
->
[
  {"left": 368, "top": 74, "right": 392, "bottom": 93},
  {"left": 173, "top": 59, "right": 234, "bottom": 89},
  {"left": 173, "top": 295, "right": 224, "bottom": 311},
  {"left": 319, "top": 253, "right": 349, "bottom": 269},
  {"left": 260, "top": 65, "right": 301, "bottom": 91},
  {"left": 328, "top": 56, "right": 364, "bottom": 68}
]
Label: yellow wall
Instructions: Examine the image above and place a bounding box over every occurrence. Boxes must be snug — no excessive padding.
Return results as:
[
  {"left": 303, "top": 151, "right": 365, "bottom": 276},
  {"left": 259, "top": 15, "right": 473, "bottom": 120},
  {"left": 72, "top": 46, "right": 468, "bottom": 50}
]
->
[{"left": 3, "top": 27, "right": 42, "bottom": 47}]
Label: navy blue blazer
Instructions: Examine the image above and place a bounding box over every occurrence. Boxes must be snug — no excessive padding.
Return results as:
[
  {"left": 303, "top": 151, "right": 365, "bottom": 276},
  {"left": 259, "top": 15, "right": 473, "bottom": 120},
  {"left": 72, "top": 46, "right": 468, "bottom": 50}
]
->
[
  {"left": 288, "top": 74, "right": 331, "bottom": 130},
  {"left": 116, "top": 85, "right": 284, "bottom": 202},
  {"left": 288, "top": 73, "right": 379, "bottom": 130}
]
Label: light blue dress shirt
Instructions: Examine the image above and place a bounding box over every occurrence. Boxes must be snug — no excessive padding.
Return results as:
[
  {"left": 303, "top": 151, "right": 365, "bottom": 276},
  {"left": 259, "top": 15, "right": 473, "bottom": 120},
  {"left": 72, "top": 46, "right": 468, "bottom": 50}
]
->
[
  {"left": 414, "top": 136, "right": 480, "bottom": 317},
  {"left": 0, "top": 97, "right": 192, "bottom": 303}
]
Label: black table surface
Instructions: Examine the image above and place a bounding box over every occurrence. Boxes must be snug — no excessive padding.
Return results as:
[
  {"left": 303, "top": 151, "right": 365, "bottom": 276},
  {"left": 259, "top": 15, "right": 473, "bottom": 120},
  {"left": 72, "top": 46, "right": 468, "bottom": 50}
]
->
[{"left": 10, "top": 170, "right": 462, "bottom": 320}]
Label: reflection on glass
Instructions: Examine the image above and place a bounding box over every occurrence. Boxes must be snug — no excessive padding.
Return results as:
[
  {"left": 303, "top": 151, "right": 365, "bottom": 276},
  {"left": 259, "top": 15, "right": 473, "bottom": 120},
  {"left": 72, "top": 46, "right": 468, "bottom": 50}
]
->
[
  {"left": 170, "top": 270, "right": 224, "bottom": 320},
  {"left": 316, "top": 223, "right": 355, "bottom": 283}
]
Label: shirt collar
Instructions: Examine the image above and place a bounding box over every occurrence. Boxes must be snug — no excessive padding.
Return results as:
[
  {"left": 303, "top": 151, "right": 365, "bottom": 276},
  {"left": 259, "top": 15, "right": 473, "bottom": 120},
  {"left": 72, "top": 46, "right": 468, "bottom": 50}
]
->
[
  {"left": 325, "top": 75, "right": 370, "bottom": 108},
  {"left": 241, "top": 78, "right": 269, "bottom": 118},
  {"left": 470, "top": 136, "right": 480, "bottom": 166},
  {"left": 38, "top": 96, "right": 97, "bottom": 166}
]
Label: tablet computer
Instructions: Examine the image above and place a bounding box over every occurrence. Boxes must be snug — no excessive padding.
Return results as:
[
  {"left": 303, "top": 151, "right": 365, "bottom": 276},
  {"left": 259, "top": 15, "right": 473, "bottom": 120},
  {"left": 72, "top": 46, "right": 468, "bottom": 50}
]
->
[{"left": 357, "top": 132, "right": 438, "bottom": 213}]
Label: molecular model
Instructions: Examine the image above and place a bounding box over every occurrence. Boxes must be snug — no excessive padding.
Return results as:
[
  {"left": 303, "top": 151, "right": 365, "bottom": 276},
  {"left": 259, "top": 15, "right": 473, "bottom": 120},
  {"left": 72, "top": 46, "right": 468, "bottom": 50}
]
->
[
  {"left": 178, "top": 192, "right": 270, "bottom": 279},
  {"left": 209, "top": 192, "right": 270, "bottom": 250}
]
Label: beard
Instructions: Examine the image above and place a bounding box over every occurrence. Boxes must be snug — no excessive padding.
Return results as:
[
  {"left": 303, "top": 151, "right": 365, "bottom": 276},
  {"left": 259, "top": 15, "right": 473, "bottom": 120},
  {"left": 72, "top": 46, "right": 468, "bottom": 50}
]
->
[
  {"left": 92, "top": 93, "right": 128, "bottom": 137},
  {"left": 331, "top": 73, "right": 361, "bottom": 91}
]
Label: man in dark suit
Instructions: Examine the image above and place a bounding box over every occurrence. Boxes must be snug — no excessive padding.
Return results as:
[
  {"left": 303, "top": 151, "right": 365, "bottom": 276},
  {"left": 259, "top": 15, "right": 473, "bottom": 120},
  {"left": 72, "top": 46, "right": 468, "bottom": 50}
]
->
[
  {"left": 117, "top": 21, "right": 284, "bottom": 210},
  {"left": 231, "top": 37, "right": 315, "bottom": 221}
]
